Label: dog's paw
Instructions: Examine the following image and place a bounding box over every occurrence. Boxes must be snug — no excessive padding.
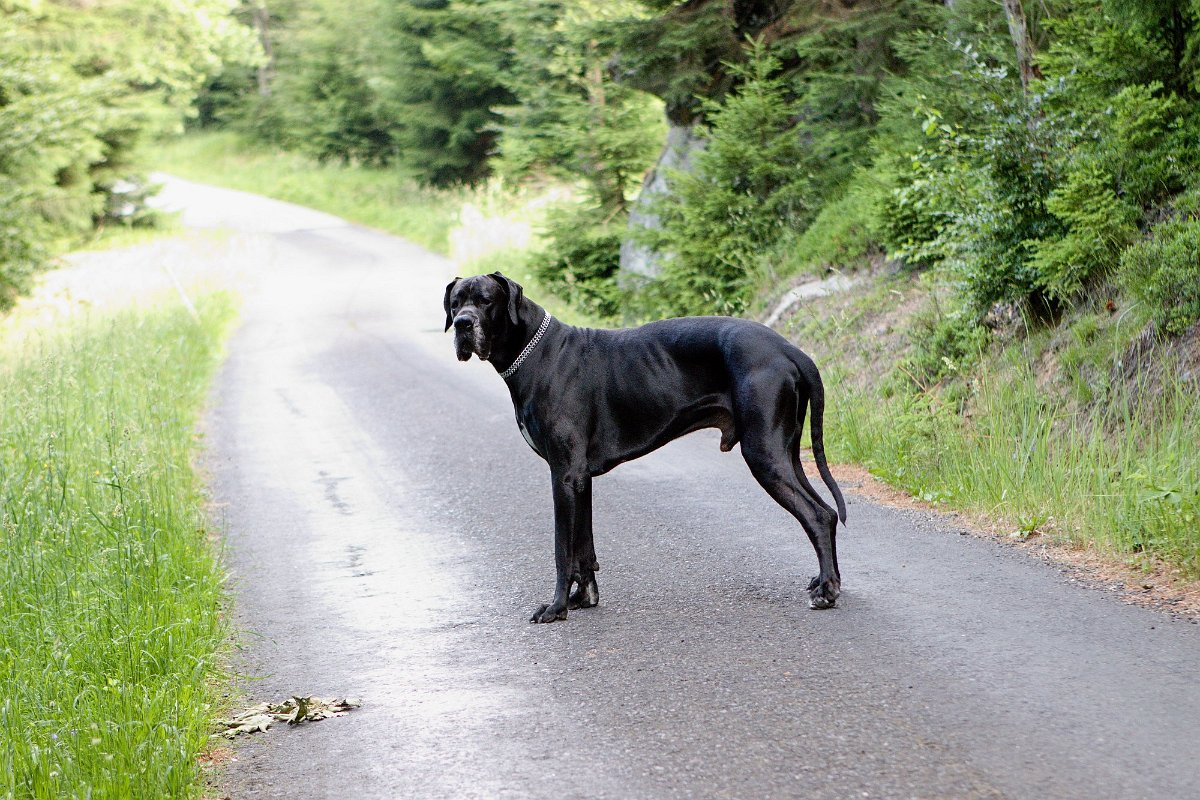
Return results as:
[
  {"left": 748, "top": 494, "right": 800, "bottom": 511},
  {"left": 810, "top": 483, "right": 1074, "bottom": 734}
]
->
[
  {"left": 807, "top": 577, "right": 840, "bottom": 610},
  {"left": 530, "top": 603, "right": 568, "bottom": 623},
  {"left": 567, "top": 577, "right": 599, "bottom": 610}
]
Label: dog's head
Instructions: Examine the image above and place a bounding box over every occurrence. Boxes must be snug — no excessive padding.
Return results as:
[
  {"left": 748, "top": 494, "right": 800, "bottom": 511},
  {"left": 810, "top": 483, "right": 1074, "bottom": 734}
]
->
[{"left": 443, "top": 272, "right": 524, "bottom": 362}]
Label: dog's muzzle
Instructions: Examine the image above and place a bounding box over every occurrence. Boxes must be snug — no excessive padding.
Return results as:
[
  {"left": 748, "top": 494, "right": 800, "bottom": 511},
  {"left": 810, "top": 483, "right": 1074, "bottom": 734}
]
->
[{"left": 452, "top": 314, "right": 490, "bottom": 361}]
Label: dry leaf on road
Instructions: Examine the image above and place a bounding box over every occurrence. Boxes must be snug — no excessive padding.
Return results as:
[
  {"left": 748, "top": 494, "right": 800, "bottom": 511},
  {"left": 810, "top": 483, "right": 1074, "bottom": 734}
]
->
[{"left": 216, "top": 697, "right": 361, "bottom": 738}]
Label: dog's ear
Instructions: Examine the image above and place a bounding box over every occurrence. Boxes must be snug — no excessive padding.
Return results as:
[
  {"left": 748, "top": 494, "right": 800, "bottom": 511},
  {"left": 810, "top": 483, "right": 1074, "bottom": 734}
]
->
[
  {"left": 489, "top": 271, "right": 524, "bottom": 326},
  {"left": 443, "top": 277, "right": 461, "bottom": 332}
]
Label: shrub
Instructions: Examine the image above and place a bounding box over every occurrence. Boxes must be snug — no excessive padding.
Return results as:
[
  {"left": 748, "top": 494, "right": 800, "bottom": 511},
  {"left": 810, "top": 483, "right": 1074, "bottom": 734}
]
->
[
  {"left": 1101, "top": 83, "right": 1192, "bottom": 206},
  {"left": 786, "top": 171, "right": 884, "bottom": 274},
  {"left": 1027, "top": 161, "right": 1139, "bottom": 304},
  {"left": 532, "top": 205, "right": 624, "bottom": 320},
  {"left": 1120, "top": 216, "right": 1200, "bottom": 336},
  {"left": 0, "top": 181, "right": 42, "bottom": 310}
]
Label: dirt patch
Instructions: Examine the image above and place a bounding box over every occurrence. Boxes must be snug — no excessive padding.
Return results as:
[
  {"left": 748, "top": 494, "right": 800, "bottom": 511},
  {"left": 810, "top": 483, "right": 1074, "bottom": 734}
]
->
[
  {"left": 774, "top": 267, "right": 930, "bottom": 392},
  {"left": 808, "top": 456, "right": 1200, "bottom": 622},
  {"left": 200, "top": 746, "right": 237, "bottom": 800},
  {"left": 199, "top": 747, "right": 236, "bottom": 769}
]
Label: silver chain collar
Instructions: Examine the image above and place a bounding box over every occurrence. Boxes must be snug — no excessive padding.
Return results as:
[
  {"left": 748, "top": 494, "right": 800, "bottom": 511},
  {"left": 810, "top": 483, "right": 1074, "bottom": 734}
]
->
[{"left": 499, "top": 313, "right": 552, "bottom": 379}]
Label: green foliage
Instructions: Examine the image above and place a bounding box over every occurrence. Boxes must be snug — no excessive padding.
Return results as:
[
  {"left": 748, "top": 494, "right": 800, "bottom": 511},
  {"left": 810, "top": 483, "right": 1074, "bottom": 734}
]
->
[
  {"left": 0, "top": 0, "right": 258, "bottom": 304},
  {"left": 381, "top": 0, "right": 515, "bottom": 185},
  {"left": 870, "top": 4, "right": 1200, "bottom": 314},
  {"left": 1101, "top": 83, "right": 1192, "bottom": 204},
  {"left": 253, "top": 0, "right": 396, "bottom": 165},
  {"left": 786, "top": 0, "right": 938, "bottom": 197},
  {"left": 649, "top": 39, "right": 815, "bottom": 315},
  {"left": 1120, "top": 215, "right": 1200, "bottom": 336},
  {"left": 826, "top": 357, "right": 1200, "bottom": 575},
  {"left": 881, "top": 33, "right": 1064, "bottom": 311},
  {"left": 0, "top": 182, "right": 41, "bottom": 310},
  {"left": 228, "top": 0, "right": 514, "bottom": 185},
  {"left": 492, "top": 0, "right": 663, "bottom": 212},
  {"left": 0, "top": 295, "right": 236, "bottom": 798},
  {"left": 896, "top": 298, "right": 989, "bottom": 391},
  {"left": 531, "top": 205, "right": 624, "bottom": 320},
  {"left": 1027, "top": 161, "right": 1139, "bottom": 303},
  {"left": 785, "top": 170, "right": 886, "bottom": 274},
  {"left": 606, "top": 0, "right": 741, "bottom": 123}
]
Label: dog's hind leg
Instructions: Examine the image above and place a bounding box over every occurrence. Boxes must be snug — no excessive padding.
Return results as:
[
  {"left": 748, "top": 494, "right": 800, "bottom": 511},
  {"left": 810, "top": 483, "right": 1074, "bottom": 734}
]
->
[
  {"left": 791, "top": 401, "right": 841, "bottom": 585},
  {"left": 737, "top": 380, "right": 840, "bottom": 609}
]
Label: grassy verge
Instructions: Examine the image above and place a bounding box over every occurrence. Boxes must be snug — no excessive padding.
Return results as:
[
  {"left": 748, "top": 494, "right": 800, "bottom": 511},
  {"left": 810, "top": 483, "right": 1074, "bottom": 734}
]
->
[
  {"left": 796, "top": 278, "right": 1200, "bottom": 577},
  {"left": 827, "top": 367, "right": 1199, "bottom": 574},
  {"left": 0, "top": 294, "right": 237, "bottom": 798},
  {"left": 68, "top": 216, "right": 184, "bottom": 254},
  {"left": 154, "top": 131, "right": 461, "bottom": 255}
]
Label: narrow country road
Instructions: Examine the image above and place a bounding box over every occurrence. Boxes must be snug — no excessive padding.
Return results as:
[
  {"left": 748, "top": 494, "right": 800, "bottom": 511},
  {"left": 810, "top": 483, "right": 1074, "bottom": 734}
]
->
[{"left": 156, "top": 177, "right": 1200, "bottom": 799}]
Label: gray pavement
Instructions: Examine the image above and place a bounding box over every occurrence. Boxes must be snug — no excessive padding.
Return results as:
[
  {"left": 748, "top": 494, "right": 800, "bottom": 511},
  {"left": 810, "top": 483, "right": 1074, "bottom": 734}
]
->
[{"left": 166, "top": 177, "right": 1200, "bottom": 799}]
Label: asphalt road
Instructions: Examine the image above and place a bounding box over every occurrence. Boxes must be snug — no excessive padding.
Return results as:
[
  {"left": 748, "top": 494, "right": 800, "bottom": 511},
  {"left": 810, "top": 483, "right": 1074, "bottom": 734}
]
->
[{"left": 159, "top": 177, "right": 1200, "bottom": 799}]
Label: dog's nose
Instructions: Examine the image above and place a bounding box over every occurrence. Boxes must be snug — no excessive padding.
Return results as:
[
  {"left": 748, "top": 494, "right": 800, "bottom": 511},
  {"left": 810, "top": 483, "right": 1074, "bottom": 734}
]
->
[{"left": 452, "top": 315, "right": 474, "bottom": 331}]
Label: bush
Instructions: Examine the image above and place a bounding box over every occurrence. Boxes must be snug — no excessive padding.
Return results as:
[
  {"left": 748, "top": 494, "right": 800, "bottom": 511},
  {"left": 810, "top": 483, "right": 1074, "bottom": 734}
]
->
[
  {"left": 1120, "top": 216, "right": 1200, "bottom": 336},
  {"left": 0, "top": 1, "right": 258, "bottom": 300},
  {"left": 1101, "top": 83, "right": 1192, "bottom": 206},
  {"left": 786, "top": 171, "right": 884, "bottom": 274},
  {"left": 1027, "top": 161, "right": 1139, "bottom": 304},
  {"left": 532, "top": 205, "right": 624, "bottom": 320},
  {"left": 0, "top": 181, "right": 42, "bottom": 310}
]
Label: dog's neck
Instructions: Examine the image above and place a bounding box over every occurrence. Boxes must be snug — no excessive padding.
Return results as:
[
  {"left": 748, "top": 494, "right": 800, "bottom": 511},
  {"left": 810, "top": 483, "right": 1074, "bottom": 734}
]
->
[{"left": 488, "top": 300, "right": 551, "bottom": 378}]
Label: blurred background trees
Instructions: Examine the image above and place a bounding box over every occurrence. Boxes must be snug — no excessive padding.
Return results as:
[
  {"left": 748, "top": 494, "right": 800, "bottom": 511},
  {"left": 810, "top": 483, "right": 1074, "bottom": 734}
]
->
[
  {"left": 0, "top": 0, "right": 259, "bottom": 308},
  {"left": 4, "top": 0, "right": 1200, "bottom": 338}
]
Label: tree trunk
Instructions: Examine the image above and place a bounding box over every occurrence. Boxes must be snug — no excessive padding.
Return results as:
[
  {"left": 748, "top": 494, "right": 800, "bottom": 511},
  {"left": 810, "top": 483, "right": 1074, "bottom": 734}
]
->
[
  {"left": 585, "top": 40, "right": 624, "bottom": 215},
  {"left": 252, "top": 2, "right": 273, "bottom": 97},
  {"left": 1001, "top": 0, "right": 1037, "bottom": 94}
]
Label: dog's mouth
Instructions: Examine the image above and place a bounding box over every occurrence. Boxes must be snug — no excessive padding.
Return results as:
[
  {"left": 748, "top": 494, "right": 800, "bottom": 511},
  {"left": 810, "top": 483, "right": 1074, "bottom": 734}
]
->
[{"left": 453, "top": 323, "right": 491, "bottom": 362}]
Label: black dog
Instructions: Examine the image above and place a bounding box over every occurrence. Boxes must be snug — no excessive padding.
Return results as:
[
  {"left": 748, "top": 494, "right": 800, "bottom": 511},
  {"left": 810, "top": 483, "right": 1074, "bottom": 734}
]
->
[{"left": 444, "top": 272, "right": 847, "bottom": 623}]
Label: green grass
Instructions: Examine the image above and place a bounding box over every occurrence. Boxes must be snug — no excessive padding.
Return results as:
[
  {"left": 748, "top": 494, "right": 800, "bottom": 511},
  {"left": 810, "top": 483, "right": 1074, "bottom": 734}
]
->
[
  {"left": 0, "top": 294, "right": 237, "bottom": 799},
  {"left": 153, "top": 131, "right": 461, "bottom": 254},
  {"left": 819, "top": 344, "right": 1200, "bottom": 576}
]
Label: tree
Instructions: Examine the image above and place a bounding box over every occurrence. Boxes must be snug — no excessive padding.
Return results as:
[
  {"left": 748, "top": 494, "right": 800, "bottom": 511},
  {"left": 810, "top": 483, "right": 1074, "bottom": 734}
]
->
[
  {"left": 494, "top": 0, "right": 661, "bottom": 213},
  {"left": 648, "top": 39, "right": 816, "bottom": 315},
  {"left": 0, "top": 0, "right": 259, "bottom": 307}
]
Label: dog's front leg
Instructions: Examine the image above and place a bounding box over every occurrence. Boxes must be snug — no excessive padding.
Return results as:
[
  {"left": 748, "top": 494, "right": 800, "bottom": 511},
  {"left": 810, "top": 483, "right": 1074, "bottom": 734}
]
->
[{"left": 530, "top": 469, "right": 590, "bottom": 623}]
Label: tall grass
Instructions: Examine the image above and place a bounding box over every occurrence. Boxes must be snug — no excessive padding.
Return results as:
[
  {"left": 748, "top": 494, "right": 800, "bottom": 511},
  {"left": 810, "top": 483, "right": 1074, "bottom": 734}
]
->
[
  {"left": 0, "top": 295, "right": 236, "bottom": 798},
  {"left": 154, "top": 131, "right": 461, "bottom": 254},
  {"left": 826, "top": 363, "right": 1200, "bottom": 575}
]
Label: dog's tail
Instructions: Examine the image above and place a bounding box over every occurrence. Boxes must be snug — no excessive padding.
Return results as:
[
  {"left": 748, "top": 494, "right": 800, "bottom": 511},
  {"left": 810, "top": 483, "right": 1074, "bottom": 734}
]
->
[{"left": 795, "top": 354, "right": 848, "bottom": 525}]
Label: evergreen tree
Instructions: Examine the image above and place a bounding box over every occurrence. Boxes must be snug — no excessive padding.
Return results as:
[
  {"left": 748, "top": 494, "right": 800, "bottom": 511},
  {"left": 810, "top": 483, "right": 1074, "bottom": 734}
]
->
[
  {"left": 494, "top": 0, "right": 661, "bottom": 213},
  {"left": 649, "top": 39, "right": 816, "bottom": 315}
]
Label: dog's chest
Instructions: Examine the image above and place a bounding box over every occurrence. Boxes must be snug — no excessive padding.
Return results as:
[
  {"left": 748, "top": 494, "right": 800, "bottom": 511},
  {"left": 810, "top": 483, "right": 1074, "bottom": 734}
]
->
[{"left": 517, "top": 418, "right": 545, "bottom": 458}]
